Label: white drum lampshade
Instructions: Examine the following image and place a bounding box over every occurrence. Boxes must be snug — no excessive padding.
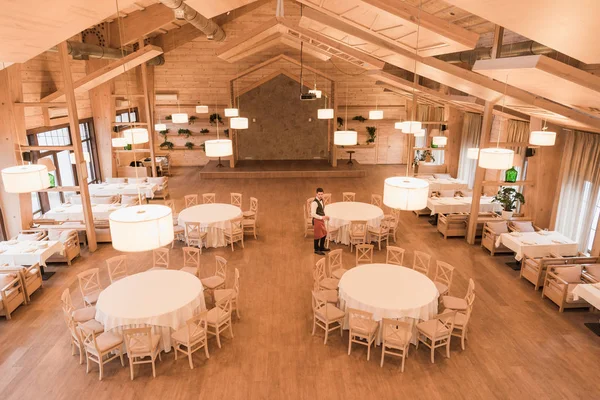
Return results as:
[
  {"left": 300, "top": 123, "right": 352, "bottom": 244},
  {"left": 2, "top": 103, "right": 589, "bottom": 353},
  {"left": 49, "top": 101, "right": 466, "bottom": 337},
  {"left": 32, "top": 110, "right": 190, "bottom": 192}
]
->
[
  {"left": 432, "top": 136, "right": 448, "bottom": 146},
  {"left": 467, "top": 148, "right": 480, "bottom": 160},
  {"left": 318, "top": 109, "right": 334, "bottom": 119},
  {"left": 69, "top": 151, "right": 91, "bottom": 164},
  {"left": 334, "top": 130, "right": 358, "bottom": 146},
  {"left": 109, "top": 205, "right": 174, "bottom": 252},
  {"left": 224, "top": 108, "right": 239, "bottom": 117},
  {"left": 195, "top": 105, "right": 209, "bottom": 113},
  {"left": 172, "top": 113, "right": 189, "bottom": 124},
  {"left": 230, "top": 117, "right": 248, "bottom": 130},
  {"left": 205, "top": 139, "right": 233, "bottom": 157},
  {"left": 123, "top": 128, "right": 149, "bottom": 144},
  {"left": 309, "top": 89, "right": 322, "bottom": 99},
  {"left": 394, "top": 122, "right": 404, "bottom": 130},
  {"left": 112, "top": 137, "right": 128, "bottom": 148},
  {"left": 478, "top": 148, "right": 514, "bottom": 169},
  {"left": 401, "top": 121, "right": 422, "bottom": 134},
  {"left": 414, "top": 128, "right": 425, "bottom": 137},
  {"left": 1, "top": 164, "right": 50, "bottom": 193},
  {"left": 529, "top": 130, "right": 556, "bottom": 146},
  {"left": 383, "top": 177, "right": 429, "bottom": 211},
  {"left": 369, "top": 110, "right": 383, "bottom": 120},
  {"left": 154, "top": 123, "right": 166, "bottom": 131}
]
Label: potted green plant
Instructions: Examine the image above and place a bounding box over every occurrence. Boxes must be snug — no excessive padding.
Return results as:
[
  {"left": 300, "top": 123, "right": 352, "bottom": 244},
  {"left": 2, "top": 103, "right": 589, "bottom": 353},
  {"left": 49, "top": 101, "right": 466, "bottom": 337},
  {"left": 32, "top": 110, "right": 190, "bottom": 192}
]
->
[
  {"left": 178, "top": 128, "right": 191, "bottom": 138},
  {"left": 188, "top": 116, "right": 198, "bottom": 125},
  {"left": 159, "top": 140, "right": 174, "bottom": 150},
  {"left": 200, "top": 128, "right": 209, "bottom": 134},
  {"left": 210, "top": 113, "right": 223, "bottom": 126},
  {"left": 492, "top": 187, "right": 525, "bottom": 220},
  {"left": 224, "top": 128, "right": 229, "bottom": 137},
  {"left": 366, "top": 126, "right": 376, "bottom": 144},
  {"left": 352, "top": 115, "right": 366, "bottom": 123},
  {"left": 165, "top": 115, "right": 172, "bottom": 120},
  {"left": 185, "top": 141, "right": 194, "bottom": 150}
]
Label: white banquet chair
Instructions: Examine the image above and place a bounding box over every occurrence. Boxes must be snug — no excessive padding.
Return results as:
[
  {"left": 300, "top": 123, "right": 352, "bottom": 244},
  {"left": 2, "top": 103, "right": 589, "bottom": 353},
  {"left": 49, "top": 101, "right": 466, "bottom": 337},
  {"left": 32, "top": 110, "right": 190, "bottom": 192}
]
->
[
  {"left": 180, "top": 247, "right": 200, "bottom": 277},
  {"left": 416, "top": 310, "right": 457, "bottom": 363},
  {"left": 347, "top": 308, "right": 378, "bottom": 360},
  {"left": 412, "top": 251, "right": 432, "bottom": 276},
  {"left": 311, "top": 291, "right": 345, "bottom": 345},
  {"left": 314, "top": 258, "right": 339, "bottom": 291},
  {"left": 214, "top": 268, "right": 241, "bottom": 319},
  {"left": 202, "top": 193, "right": 216, "bottom": 204},
  {"left": 380, "top": 318, "right": 413, "bottom": 371},
  {"left": 327, "top": 249, "right": 347, "bottom": 279},
  {"left": 355, "top": 244, "right": 374, "bottom": 265},
  {"left": 106, "top": 255, "right": 128, "bottom": 283},
  {"left": 386, "top": 246, "right": 405, "bottom": 266},
  {"left": 224, "top": 217, "right": 244, "bottom": 251},
  {"left": 82, "top": 329, "right": 125, "bottom": 381},
  {"left": 150, "top": 247, "right": 170, "bottom": 270},
  {"left": 433, "top": 261, "right": 455, "bottom": 297},
  {"left": 443, "top": 279, "right": 475, "bottom": 312},
  {"left": 184, "top": 221, "right": 207, "bottom": 248},
  {"left": 206, "top": 292, "right": 234, "bottom": 348},
  {"left": 172, "top": 311, "right": 210, "bottom": 369},
  {"left": 342, "top": 192, "right": 356, "bottom": 202},
  {"left": 123, "top": 327, "right": 162, "bottom": 380},
  {"left": 77, "top": 269, "right": 102, "bottom": 307},
  {"left": 184, "top": 194, "right": 198, "bottom": 208},
  {"left": 349, "top": 220, "right": 368, "bottom": 252},
  {"left": 201, "top": 256, "right": 227, "bottom": 300},
  {"left": 230, "top": 192, "right": 242, "bottom": 207}
]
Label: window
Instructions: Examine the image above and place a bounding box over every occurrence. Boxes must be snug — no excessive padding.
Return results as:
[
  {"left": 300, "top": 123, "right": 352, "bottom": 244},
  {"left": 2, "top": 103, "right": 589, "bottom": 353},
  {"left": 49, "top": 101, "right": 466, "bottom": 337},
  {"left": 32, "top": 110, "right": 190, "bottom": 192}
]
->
[
  {"left": 587, "top": 190, "right": 600, "bottom": 253},
  {"left": 27, "top": 119, "right": 100, "bottom": 215}
]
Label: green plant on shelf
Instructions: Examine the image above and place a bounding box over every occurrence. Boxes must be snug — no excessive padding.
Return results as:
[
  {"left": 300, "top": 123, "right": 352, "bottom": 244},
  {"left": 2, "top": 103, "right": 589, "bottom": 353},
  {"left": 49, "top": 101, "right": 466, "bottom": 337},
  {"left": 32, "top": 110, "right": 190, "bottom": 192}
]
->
[
  {"left": 178, "top": 128, "right": 192, "bottom": 138},
  {"left": 188, "top": 116, "right": 198, "bottom": 125},
  {"left": 159, "top": 129, "right": 169, "bottom": 137},
  {"left": 165, "top": 115, "right": 172, "bottom": 120},
  {"left": 210, "top": 113, "right": 223, "bottom": 126},
  {"left": 337, "top": 117, "right": 344, "bottom": 128},
  {"left": 412, "top": 150, "right": 435, "bottom": 167},
  {"left": 224, "top": 129, "right": 229, "bottom": 137},
  {"left": 352, "top": 115, "right": 366, "bottom": 123},
  {"left": 366, "top": 126, "right": 377, "bottom": 144},
  {"left": 492, "top": 187, "right": 525, "bottom": 212},
  {"left": 200, "top": 128, "right": 209, "bottom": 134},
  {"left": 185, "top": 141, "right": 194, "bottom": 150},
  {"left": 159, "top": 140, "right": 174, "bottom": 150},
  {"left": 124, "top": 144, "right": 132, "bottom": 151},
  {"left": 200, "top": 143, "right": 206, "bottom": 152}
]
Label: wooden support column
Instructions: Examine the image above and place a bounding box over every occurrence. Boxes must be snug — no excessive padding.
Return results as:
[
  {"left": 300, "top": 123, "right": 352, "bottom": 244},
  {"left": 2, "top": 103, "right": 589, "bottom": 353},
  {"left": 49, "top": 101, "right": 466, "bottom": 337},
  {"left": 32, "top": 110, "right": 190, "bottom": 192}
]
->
[
  {"left": 446, "top": 106, "right": 464, "bottom": 177},
  {"left": 592, "top": 217, "right": 600, "bottom": 256},
  {"left": 87, "top": 59, "right": 115, "bottom": 180},
  {"left": 0, "top": 65, "right": 33, "bottom": 238},
  {"left": 58, "top": 42, "right": 97, "bottom": 251},
  {"left": 229, "top": 80, "right": 236, "bottom": 168},
  {"left": 139, "top": 40, "right": 157, "bottom": 177},
  {"left": 466, "top": 101, "right": 495, "bottom": 244},
  {"left": 331, "top": 82, "right": 338, "bottom": 167}
]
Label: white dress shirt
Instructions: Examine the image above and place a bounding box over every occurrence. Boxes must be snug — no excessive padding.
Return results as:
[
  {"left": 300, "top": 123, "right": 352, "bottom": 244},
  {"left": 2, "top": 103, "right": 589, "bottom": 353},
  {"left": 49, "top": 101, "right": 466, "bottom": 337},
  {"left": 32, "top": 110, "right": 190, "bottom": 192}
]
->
[{"left": 311, "top": 198, "right": 325, "bottom": 220}]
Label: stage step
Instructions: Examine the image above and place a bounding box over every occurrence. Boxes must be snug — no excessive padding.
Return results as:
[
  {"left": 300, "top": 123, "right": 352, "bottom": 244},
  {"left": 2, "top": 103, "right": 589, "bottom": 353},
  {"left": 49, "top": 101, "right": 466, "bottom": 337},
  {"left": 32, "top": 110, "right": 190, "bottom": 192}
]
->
[{"left": 199, "top": 160, "right": 367, "bottom": 179}]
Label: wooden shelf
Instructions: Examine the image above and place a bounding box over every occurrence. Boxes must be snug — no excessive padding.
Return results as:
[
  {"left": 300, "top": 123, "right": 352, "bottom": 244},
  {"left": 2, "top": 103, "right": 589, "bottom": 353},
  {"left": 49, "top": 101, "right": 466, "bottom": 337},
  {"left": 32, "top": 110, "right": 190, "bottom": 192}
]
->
[
  {"left": 482, "top": 180, "right": 536, "bottom": 186},
  {"left": 23, "top": 145, "right": 74, "bottom": 151},
  {"left": 337, "top": 144, "right": 376, "bottom": 149},
  {"left": 163, "top": 134, "right": 216, "bottom": 138},
  {"left": 413, "top": 147, "right": 447, "bottom": 151},
  {"left": 111, "top": 122, "right": 148, "bottom": 126},
  {"left": 37, "top": 186, "right": 80, "bottom": 192},
  {"left": 158, "top": 147, "right": 205, "bottom": 151},
  {"left": 114, "top": 149, "right": 152, "bottom": 153}
]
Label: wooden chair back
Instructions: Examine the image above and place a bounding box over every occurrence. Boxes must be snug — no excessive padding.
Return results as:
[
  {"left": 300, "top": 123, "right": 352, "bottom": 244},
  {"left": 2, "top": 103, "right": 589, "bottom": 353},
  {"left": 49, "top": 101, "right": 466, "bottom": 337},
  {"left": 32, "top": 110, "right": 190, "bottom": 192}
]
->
[
  {"left": 183, "top": 247, "right": 200, "bottom": 269},
  {"left": 152, "top": 247, "right": 170, "bottom": 269},
  {"left": 229, "top": 217, "right": 243, "bottom": 233},
  {"left": 349, "top": 220, "right": 367, "bottom": 240},
  {"left": 202, "top": 193, "right": 216, "bottom": 204},
  {"left": 386, "top": 246, "right": 405, "bottom": 266},
  {"left": 322, "top": 193, "right": 332, "bottom": 205},
  {"left": 232, "top": 268, "right": 240, "bottom": 295},
  {"left": 313, "top": 258, "right": 327, "bottom": 283},
  {"left": 328, "top": 249, "right": 343, "bottom": 276},
  {"left": 123, "top": 327, "right": 154, "bottom": 355},
  {"left": 342, "top": 192, "right": 356, "bottom": 202},
  {"left": 382, "top": 318, "right": 413, "bottom": 345},
  {"left": 249, "top": 197, "right": 259, "bottom": 214},
  {"left": 215, "top": 256, "right": 227, "bottom": 280},
  {"left": 164, "top": 199, "right": 176, "bottom": 214},
  {"left": 465, "top": 278, "right": 476, "bottom": 303},
  {"left": 371, "top": 194, "right": 382, "bottom": 207},
  {"left": 230, "top": 193, "right": 242, "bottom": 207},
  {"left": 412, "top": 251, "right": 431, "bottom": 276},
  {"left": 187, "top": 311, "right": 208, "bottom": 340},
  {"left": 184, "top": 194, "right": 198, "bottom": 208},
  {"left": 106, "top": 255, "right": 128, "bottom": 283},
  {"left": 434, "top": 311, "right": 457, "bottom": 340},
  {"left": 356, "top": 244, "right": 374, "bottom": 265},
  {"left": 216, "top": 292, "right": 233, "bottom": 316},
  {"left": 306, "top": 197, "right": 315, "bottom": 215},
  {"left": 60, "top": 288, "right": 74, "bottom": 315},
  {"left": 434, "top": 261, "right": 455, "bottom": 288},
  {"left": 77, "top": 268, "right": 101, "bottom": 298},
  {"left": 185, "top": 222, "right": 202, "bottom": 244},
  {"left": 348, "top": 308, "right": 374, "bottom": 331}
]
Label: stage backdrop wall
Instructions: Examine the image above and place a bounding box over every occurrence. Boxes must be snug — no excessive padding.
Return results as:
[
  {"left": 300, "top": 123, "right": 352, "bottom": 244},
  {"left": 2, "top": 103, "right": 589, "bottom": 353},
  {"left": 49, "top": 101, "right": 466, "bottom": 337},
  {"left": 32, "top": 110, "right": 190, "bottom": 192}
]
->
[{"left": 237, "top": 74, "right": 328, "bottom": 160}]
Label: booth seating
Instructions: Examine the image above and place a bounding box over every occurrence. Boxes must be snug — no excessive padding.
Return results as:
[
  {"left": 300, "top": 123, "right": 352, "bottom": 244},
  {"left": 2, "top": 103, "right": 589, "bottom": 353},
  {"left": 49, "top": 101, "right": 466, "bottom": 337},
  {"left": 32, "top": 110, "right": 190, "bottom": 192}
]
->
[
  {"left": 0, "top": 272, "right": 26, "bottom": 320},
  {"left": 521, "top": 255, "right": 600, "bottom": 290},
  {"left": 542, "top": 265, "right": 595, "bottom": 312},
  {"left": 0, "top": 264, "right": 42, "bottom": 303},
  {"left": 437, "top": 213, "right": 468, "bottom": 239},
  {"left": 46, "top": 230, "right": 81, "bottom": 266}
]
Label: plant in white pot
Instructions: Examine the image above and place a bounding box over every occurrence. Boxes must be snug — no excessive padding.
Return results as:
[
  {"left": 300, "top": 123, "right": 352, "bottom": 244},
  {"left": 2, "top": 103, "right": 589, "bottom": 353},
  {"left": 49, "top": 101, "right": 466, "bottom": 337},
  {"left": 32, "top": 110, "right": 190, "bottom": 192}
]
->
[{"left": 492, "top": 187, "right": 525, "bottom": 219}]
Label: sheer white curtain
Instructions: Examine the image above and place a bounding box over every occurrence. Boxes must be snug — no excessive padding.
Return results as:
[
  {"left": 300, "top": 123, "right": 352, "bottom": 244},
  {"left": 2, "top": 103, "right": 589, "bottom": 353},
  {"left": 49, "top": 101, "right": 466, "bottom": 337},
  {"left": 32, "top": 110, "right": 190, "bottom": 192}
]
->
[
  {"left": 555, "top": 130, "right": 600, "bottom": 251},
  {"left": 506, "top": 119, "right": 530, "bottom": 176},
  {"left": 457, "top": 113, "right": 482, "bottom": 188}
]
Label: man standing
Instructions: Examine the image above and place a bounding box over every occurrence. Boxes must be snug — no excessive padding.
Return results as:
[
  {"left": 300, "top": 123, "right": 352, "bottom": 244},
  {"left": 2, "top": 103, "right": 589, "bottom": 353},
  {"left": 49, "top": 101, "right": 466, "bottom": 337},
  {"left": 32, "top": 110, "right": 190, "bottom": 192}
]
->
[{"left": 311, "top": 187, "right": 331, "bottom": 255}]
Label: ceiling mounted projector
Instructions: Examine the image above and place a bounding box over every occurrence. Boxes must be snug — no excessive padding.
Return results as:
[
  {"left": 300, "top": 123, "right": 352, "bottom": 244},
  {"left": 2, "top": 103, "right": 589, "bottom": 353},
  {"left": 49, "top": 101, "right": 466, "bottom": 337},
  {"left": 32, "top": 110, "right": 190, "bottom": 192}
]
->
[{"left": 300, "top": 93, "right": 317, "bottom": 101}]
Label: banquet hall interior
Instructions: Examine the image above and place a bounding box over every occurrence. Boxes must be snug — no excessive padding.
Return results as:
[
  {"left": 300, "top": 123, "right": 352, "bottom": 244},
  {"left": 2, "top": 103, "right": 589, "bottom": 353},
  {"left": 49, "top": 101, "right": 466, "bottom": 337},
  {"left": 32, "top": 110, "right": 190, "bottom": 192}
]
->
[{"left": 1, "top": 0, "right": 600, "bottom": 399}]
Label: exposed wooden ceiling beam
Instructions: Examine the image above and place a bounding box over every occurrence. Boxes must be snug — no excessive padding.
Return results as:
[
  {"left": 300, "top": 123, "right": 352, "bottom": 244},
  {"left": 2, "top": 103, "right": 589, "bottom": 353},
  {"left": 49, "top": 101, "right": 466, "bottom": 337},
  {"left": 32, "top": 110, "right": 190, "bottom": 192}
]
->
[
  {"left": 109, "top": 3, "right": 175, "bottom": 47},
  {"left": 300, "top": 7, "right": 600, "bottom": 132},
  {"left": 41, "top": 45, "right": 164, "bottom": 103},
  {"left": 232, "top": 54, "right": 335, "bottom": 82},
  {"left": 237, "top": 68, "right": 326, "bottom": 97}
]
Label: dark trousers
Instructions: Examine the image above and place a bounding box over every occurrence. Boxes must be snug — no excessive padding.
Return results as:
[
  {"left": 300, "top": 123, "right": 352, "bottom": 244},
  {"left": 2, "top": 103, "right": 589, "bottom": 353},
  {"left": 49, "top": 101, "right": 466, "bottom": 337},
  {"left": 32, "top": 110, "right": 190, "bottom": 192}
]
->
[{"left": 314, "top": 237, "right": 326, "bottom": 251}]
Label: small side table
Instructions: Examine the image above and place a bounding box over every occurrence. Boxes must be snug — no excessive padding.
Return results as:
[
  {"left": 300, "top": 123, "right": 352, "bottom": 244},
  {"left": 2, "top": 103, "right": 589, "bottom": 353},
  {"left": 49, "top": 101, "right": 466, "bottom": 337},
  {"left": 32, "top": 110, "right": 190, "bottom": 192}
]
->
[{"left": 346, "top": 151, "right": 355, "bottom": 166}]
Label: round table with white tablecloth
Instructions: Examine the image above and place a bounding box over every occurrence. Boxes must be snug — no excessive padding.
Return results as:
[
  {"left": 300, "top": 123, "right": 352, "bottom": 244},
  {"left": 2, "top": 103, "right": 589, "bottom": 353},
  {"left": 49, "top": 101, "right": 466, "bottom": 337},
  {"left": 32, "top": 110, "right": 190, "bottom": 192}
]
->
[
  {"left": 94, "top": 270, "right": 205, "bottom": 352},
  {"left": 177, "top": 203, "right": 242, "bottom": 248},
  {"left": 324, "top": 202, "right": 384, "bottom": 245},
  {"left": 338, "top": 263, "right": 439, "bottom": 344}
]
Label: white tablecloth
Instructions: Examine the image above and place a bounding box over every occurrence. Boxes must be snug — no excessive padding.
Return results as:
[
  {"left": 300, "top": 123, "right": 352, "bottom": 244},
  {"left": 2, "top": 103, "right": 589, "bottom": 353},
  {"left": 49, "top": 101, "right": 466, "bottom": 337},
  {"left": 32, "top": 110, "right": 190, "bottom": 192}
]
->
[
  {"left": 495, "top": 231, "right": 578, "bottom": 261},
  {"left": 177, "top": 203, "right": 242, "bottom": 248},
  {"left": 338, "top": 263, "right": 439, "bottom": 344},
  {"left": 572, "top": 283, "right": 600, "bottom": 310},
  {"left": 44, "top": 204, "right": 127, "bottom": 221},
  {"left": 325, "top": 202, "right": 384, "bottom": 245},
  {"left": 0, "top": 240, "right": 63, "bottom": 266},
  {"left": 88, "top": 183, "right": 158, "bottom": 199},
  {"left": 95, "top": 270, "right": 205, "bottom": 352},
  {"left": 427, "top": 196, "right": 501, "bottom": 215}
]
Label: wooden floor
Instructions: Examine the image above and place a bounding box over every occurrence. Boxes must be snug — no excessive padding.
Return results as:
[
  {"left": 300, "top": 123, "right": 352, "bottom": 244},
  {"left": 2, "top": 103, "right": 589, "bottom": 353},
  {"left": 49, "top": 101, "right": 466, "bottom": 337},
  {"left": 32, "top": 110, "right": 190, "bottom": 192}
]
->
[{"left": 1, "top": 165, "right": 599, "bottom": 400}]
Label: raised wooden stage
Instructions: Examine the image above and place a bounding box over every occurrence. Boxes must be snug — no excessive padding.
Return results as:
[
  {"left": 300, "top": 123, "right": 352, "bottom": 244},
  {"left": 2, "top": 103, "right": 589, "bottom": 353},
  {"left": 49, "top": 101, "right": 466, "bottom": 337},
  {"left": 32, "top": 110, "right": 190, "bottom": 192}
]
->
[{"left": 199, "top": 159, "right": 367, "bottom": 179}]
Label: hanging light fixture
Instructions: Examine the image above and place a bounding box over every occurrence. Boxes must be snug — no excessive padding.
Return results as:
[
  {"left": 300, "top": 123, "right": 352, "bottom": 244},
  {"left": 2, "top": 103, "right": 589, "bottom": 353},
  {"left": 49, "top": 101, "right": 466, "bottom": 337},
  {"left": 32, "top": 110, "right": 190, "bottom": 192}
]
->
[
  {"left": 401, "top": 120, "right": 423, "bottom": 134},
  {"left": 206, "top": 93, "right": 233, "bottom": 167},
  {"left": 196, "top": 105, "right": 208, "bottom": 114},
  {"left": 414, "top": 128, "right": 426, "bottom": 137},
  {"left": 369, "top": 92, "right": 383, "bottom": 120},
  {"left": 230, "top": 117, "right": 248, "bottom": 130},
  {"left": 112, "top": 137, "right": 128, "bottom": 148},
  {"left": 1, "top": 165, "right": 50, "bottom": 193},
  {"left": 334, "top": 82, "right": 357, "bottom": 146},
  {"left": 383, "top": 177, "right": 429, "bottom": 211},
  {"left": 224, "top": 108, "right": 239, "bottom": 117},
  {"left": 432, "top": 135, "right": 448, "bottom": 146},
  {"left": 467, "top": 148, "right": 480, "bottom": 159},
  {"left": 154, "top": 122, "right": 166, "bottom": 131},
  {"left": 109, "top": 204, "right": 174, "bottom": 252},
  {"left": 529, "top": 121, "right": 556, "bottom": 146},
  {"left": 70, "top": 151, "right": 91, "bottom": 164},
  {"left": 479, "top": 72, "right": 514, "bottom": 169},
  {"left": 172, "top": 113, "right": 188, "bottom": 124},
  {"left": 318, "top": 108, "right": 334, "bottom": 119},
  {"left": 309, "top": 89, "right": 322, "bottom": 99},
  {"left": 123, "top": 128, "right": 149, "bottom": 144}
]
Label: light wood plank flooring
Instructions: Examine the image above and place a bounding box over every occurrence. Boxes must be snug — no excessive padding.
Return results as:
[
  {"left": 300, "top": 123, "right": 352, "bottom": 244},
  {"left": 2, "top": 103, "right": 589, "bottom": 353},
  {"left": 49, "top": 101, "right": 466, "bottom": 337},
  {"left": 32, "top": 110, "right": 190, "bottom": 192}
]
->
[{"left": 1, "top": 165, "right": 599, "bottom": 400}]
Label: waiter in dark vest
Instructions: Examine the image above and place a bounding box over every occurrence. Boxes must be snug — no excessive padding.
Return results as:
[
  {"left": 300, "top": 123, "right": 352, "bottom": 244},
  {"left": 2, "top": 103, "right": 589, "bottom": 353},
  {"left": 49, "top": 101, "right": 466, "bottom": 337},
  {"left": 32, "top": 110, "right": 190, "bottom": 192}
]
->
[{"left": 311, "top": 187, "right": 331, "bottom": 255}]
